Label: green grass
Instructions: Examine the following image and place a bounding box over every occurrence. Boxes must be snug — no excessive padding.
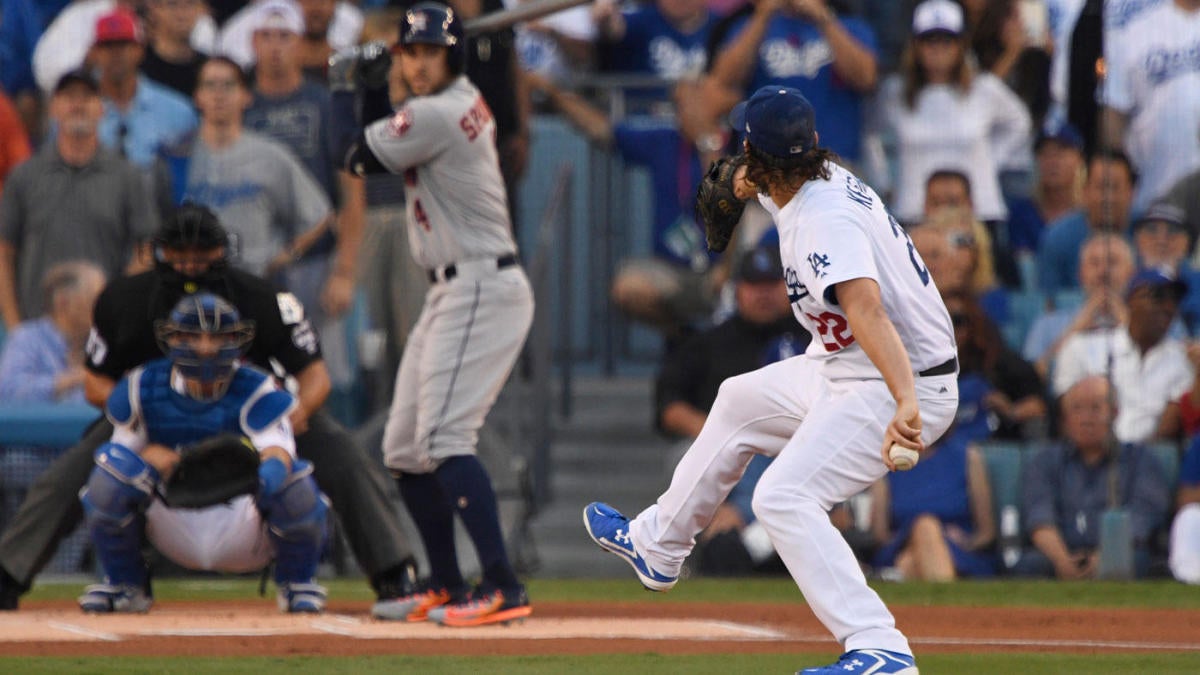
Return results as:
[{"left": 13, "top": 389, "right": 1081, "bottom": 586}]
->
[
  {"left": 2, "top": 653, "right": 1200, "bottom": 674},
  {"left": 23, "top": 576, "right": 1200, "bottom": 609},
  {"left": 13, "top": 578, "right": 1199, "bottom": 673}
]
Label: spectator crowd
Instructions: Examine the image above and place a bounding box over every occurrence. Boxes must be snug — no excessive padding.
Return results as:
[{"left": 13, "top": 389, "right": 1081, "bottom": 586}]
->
[{"left": 1, "top": 0, "right": 1199, "bottom": 586}]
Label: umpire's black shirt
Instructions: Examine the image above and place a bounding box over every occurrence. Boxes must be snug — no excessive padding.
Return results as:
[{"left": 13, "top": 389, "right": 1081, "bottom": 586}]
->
[
  {"left": 654, "top": 315, "right": 809, "bottom": 435},
  {"left": 85, "top": 268, "right": 322, "bottom": 382}
]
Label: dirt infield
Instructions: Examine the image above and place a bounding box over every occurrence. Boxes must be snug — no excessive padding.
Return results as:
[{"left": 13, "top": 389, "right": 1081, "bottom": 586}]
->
[{"left": 2, "top": 600, "right": 1198, "bottom": 657}]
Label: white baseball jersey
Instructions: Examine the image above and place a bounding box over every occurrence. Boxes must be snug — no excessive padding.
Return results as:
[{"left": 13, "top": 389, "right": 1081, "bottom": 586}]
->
[
  {"left": 626, "top": 162, "right": 961, "bottom": 656},
  {"left": 364, "top": 75, "right": 517, "bottom": 269},
  {"left": 1101, "top": 2, "right": 1200, "bottom": 212},
  {"left": 760, "top": 162, "right": 956, "bottom": 381}
]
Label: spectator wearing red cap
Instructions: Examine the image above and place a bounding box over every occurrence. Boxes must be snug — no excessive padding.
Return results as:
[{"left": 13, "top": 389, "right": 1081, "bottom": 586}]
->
[
  {"left": 91, "top": 8, "right": 197, "bottom": 170},
  {"left": 31, "top": 1, "right": 216, "bottom": 95}
]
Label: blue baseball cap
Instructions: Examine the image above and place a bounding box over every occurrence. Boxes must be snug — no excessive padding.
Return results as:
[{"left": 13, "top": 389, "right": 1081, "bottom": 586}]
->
[
  {"left": 736, "top": 245, "right": 783, "bottom": 283},
  {"left": 1035, "top": 120, "right": 1084, "bottom": 153},
  {"left": 729, "top": 86, "right": 817, "bottom": 160},
  {"left": 1126, "top": 267, "right": 1188, "bottom": 301}
]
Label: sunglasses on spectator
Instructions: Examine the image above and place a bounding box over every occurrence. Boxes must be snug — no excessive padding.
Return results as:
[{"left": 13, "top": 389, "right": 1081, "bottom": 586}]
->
[
  {"left": 948, "top": 232, "right": 975, "bottom": 248},
  {"left": 198, "top": 79, "right": 240, "bottom": 92},
  {"left": 917, "top": 33, "right": 959, "bottom": 45}
]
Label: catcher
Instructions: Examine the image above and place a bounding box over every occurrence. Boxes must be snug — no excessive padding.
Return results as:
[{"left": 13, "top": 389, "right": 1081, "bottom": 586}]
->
[{"left": 77, "top": 292, "right": 329, "bottom": 614}]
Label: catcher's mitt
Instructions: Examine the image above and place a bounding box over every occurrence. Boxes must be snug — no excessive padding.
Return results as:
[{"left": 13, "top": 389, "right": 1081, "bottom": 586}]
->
[
  {"left": 695, "top": 155, "right": 747, "bottom": 253},
  {"left": 161, "top": 434, "right": 260, "bottom": 509}
]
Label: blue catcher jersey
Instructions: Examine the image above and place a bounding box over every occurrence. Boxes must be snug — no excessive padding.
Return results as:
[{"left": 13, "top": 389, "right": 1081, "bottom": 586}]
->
[{"left": 107, "top": 359, "right": 295, "bottom": 449}]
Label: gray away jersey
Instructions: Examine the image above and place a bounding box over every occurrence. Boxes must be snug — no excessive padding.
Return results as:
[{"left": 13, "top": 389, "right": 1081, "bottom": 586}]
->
[{"left": 364, "top": 76, "right": 516, "bottom": 269}]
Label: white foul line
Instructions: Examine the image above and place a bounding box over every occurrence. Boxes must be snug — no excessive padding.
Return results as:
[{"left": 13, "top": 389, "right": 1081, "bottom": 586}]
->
[
  {"left": 311, "top": 621, "right": 363, "bottom": 637},
  {"left": 911, "top": 636, "right": 1200, "bottom": 652},
  {"left": 46, "top": 621, "right": 122, "bottom": 642},
  {"left": 139, "top": 629, "right": 299, "bottom": 637},
  {"left": 701, "top": 621, "right": 788, "bottom": 640}
]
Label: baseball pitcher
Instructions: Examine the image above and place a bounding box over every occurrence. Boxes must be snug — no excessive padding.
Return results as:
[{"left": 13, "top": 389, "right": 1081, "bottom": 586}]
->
[
  {"left": 78, "top": 293, "right": 329, "bottom": 614},
  {"left": 585, "top": 86, "right": 960, "bottom": 675}
]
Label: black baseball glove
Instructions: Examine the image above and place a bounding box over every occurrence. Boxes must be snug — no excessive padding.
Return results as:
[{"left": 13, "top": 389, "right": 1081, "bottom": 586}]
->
[
  {"left": 161, "top": 434, "right": 261, "bottom": 509},
  {"left": 327, "top": 41, "right": 392, "bottom": 93},
  {"left": 695, "top": 155, "right": 747, "bottom": 253}
]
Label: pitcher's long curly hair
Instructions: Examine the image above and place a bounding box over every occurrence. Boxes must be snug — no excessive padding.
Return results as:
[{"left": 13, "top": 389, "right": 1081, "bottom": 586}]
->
[{"left": 743, "top": 141, "right": 839, "bottom": 196}]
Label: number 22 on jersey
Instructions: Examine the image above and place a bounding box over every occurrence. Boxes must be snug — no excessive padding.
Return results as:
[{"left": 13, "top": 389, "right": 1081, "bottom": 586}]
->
[{"left": 805, "top": 311, "right": 854, "bottom": 352}]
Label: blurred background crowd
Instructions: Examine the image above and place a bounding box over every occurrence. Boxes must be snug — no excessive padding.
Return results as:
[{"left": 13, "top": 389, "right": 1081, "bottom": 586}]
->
[{"left": 0, "top": 0, "right": 1199, "bottom": 586}]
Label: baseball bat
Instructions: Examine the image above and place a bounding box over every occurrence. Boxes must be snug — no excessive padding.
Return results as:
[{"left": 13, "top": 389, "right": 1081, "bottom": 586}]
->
[{"left": 463, "top": 0, "right": 594, "bottom": 36}]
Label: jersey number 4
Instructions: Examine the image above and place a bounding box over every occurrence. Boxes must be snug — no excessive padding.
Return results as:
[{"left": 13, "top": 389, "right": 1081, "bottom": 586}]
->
[{"left": 805, "top": 311, "right": 855, "bottom": 352}]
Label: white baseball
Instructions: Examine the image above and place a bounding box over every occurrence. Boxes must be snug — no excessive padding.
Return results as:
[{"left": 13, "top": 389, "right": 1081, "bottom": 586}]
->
[{"left": 889, "top": 443, "right": 920, "bottom": 471}]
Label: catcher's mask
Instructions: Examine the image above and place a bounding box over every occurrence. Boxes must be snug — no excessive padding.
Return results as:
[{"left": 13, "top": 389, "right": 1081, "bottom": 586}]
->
[{"left": 155, "top": 292, "right": 255, "bottom": 398}]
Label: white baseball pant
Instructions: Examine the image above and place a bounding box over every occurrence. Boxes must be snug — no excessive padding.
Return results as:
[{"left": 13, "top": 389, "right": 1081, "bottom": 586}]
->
[
  {"left": 383, "top": 263, "right": 533, "bottom": 473},
  {"left": 1170, "top": 503, "right": 1200, "bottom": 584},
  {"left": 145, "top": 496, "right": 273, "bottom": 572},
  {"left": 629, "top": 355, "right": 958, "bottom": 654}
]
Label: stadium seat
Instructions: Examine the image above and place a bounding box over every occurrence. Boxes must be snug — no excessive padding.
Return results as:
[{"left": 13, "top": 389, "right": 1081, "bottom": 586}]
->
[
  {"left": 1145, "top": 441, "right": 1181, "bottom": 488},
  {"left": 978, "top": 441, "right": 1025, "bottom": 522},
  {"left": 978, "top": 440, "right": 1026, "bottom": 572},
  {"left": 1003, "top": 291, "right": 1046, "bottom": 351},
  {"left": 1052, "top": 289, "right": 1084, "bottom": 313}
]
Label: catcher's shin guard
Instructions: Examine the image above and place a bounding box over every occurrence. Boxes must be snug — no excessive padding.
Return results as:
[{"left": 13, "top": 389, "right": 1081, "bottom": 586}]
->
[
  {"left": 258, "top": 460, "right": 329, "bottom": 584},
  {"left": 80, "top": 443, "right": 159, "bottom": 588}
]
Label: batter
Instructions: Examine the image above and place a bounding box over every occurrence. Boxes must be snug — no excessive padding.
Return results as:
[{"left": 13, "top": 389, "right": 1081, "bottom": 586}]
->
[
  {"left": 335, "top": 1, "right": 533, "bottom": 626},
  {"left": 585, "top": 85, "right": 959, "bottom": 675}
]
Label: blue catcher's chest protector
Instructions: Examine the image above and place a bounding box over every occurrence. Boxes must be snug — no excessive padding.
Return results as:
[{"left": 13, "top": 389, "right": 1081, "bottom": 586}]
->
[{"left": 134, "top": 360, "right": 268, "bottom": 447}]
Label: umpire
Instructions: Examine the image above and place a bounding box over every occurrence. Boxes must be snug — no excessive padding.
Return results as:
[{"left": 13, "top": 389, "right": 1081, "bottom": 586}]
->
[{"left": 0, "top": 204, "right": 418, "bottom": 609}]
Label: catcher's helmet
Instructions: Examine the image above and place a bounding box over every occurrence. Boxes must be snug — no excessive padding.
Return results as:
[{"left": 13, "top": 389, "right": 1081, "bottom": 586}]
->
[
  {"left": 155, "top": 292, "right": 255, "bottom": 391},
  {"left": 397, "top": 1, "right": 466, "bottom": 74}
]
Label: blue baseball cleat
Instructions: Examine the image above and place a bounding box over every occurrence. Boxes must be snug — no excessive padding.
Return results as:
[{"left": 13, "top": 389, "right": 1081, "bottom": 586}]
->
[
  {"left": 582, "top": 502, "right": 677, "bottom": 592},
  {"left": 78, "top": 583, "right": 153, "bottom": 614},
  {"left": 276, "top": 581, "right": 327, "bottom": 614},
  {"left": 798, "top": 649, "right": 918, "bottom": 675}
]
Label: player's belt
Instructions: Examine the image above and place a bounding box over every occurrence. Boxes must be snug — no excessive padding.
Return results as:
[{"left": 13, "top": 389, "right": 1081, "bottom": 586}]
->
[
  {"left": 428, "top": 254, "right": 519, "bottom": 284},
  {"left": 917, "top": 357, "right": 958, "bottom": 377}
]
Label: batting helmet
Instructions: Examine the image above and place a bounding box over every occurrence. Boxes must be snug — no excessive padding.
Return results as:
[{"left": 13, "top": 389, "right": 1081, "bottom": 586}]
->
[
  {"left": 397, "top": 1, "right": 466, "bottom": 74},
  {"left": 155, "top": 292, "right": 255, "bottom": 391}
]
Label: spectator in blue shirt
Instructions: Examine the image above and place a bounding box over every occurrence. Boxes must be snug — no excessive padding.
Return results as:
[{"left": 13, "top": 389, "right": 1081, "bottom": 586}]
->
[
  {"left": 0, "top": 0, "right": 73, "bottom": 139},
  {"left": 1005, "top": 121, "right": 1085, "bottom": 259},
  {"left": 0, "top": 262, "right": 106, "bottom": 404},
  {"left": 1013, "top": 375, "right": 1170, "bottom": 579},
  {"left": 595, "top": 0, "right": 717, "bottom": 107},
  {"left": 869, "top": 432, "right": 997, "bottom": 581},
  {"left": 709, "top": 0, "right": 877, "bottom": 164},
  {"left": 1037, "top": 151, "right": 1136, "bottom": 297},
  {"left": 91, "top": 7, "right": 198, "bottom": 214},
  {"left": 527, "top": 72, "right": 724, "bottom": 340},
  {"left": 1022, "top": 233, "right": 1134, "bottom": 381},
  {"left": 0, "top": 260, "right": 104, "bottom": 577},
  {"left": 1170, "top": 434, "right": 1200, "bottom": 584}
]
